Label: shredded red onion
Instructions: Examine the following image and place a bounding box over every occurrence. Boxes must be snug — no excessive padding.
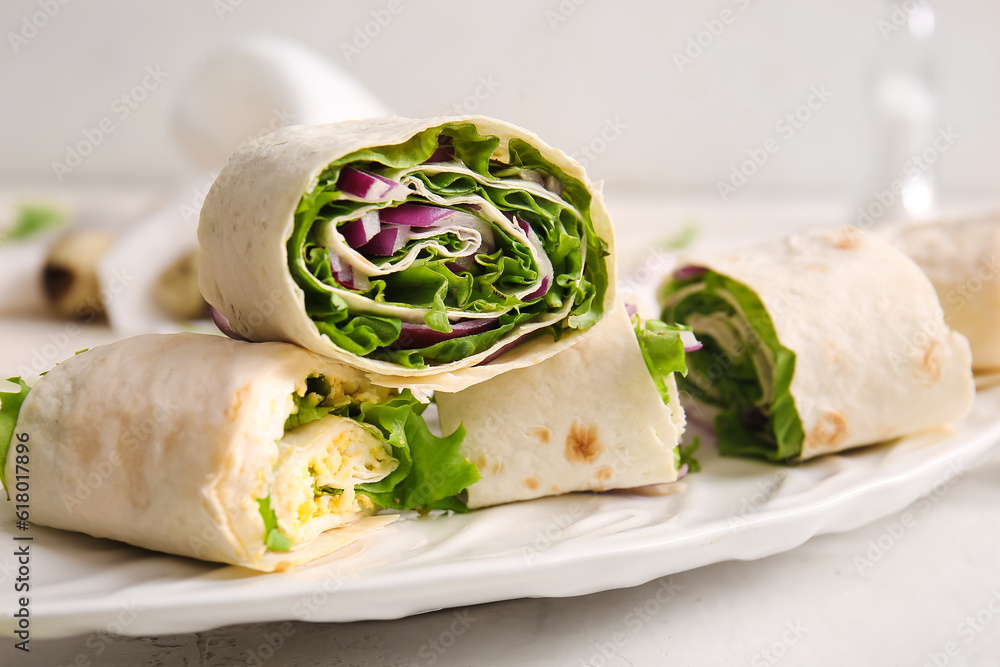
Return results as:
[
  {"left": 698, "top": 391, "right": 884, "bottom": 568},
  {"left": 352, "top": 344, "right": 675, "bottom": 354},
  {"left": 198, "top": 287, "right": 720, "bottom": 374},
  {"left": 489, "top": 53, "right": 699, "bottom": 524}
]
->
[
  {"left": 395, "top": 318, "right": 499, "bottom": 349},
  {"left": 210, "top": 306, "right": 249, "bottom": 341},
  {"left": 340, "top": 211, "right": 381, "bottom": 248},
  {"left": 477, "top": 337, "right": 523, "bottom": 365},
  {"left": 379, "top": 204, "right": 454, "bottom": 228},
  {"left": 625, "top": 302, "right": 638, "bottom": 318},
  {"left": 676, "top": 463, "right": 690, "bottom": 481},
  {"left": 673, "top": 265, "right": 707, "bottom": 281},
  {"left": 360, "top": 226, "right": 409, "bottom": 256},
  {"left": 523, "top": 275, "right": 551, "bottom": 301},
  {"left": 680, "top": 330, "right": 702, "bottom": 353},
  {"left": 337, "top": 167, "right": 401, "bottom": 201}
]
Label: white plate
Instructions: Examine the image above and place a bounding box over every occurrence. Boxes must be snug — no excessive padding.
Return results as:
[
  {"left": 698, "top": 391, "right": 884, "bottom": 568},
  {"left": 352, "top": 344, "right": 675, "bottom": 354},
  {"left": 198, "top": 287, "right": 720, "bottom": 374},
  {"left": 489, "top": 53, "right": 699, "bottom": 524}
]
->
[{"left": 3, "top": 388, "right": 1000, "bottom": 639}]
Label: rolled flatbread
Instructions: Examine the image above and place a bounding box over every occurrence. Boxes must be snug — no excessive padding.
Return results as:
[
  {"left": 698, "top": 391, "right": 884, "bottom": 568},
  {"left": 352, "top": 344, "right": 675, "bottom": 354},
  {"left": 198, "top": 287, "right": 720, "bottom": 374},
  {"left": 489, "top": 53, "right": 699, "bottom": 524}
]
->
[
  {"left": 0, "top": 334, "right": 476, "bottom": 571},
  {"left": 880, "top": 214, "right": 1000, "bottom": 372},
  {"left": 436, "top": 302, "right": 691, "bottom": 508},
  {"left": 659, "top": 226, "right": 975, "bottom": 461},
  {"left": 198, "top": 115, "right": 615, "bottom": 393}
]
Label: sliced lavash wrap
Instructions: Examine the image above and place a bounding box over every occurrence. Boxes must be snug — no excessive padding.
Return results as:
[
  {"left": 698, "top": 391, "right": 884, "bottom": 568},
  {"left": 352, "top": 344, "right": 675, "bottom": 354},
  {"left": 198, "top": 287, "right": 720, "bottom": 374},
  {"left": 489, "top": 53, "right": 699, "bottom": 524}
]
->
[
  {"left": 198, "top": 115, "right": 614, "bottom": 393},
  {"left": 880, "top": 214, "right": 1000, "bottom": 374},
  {"left": 0, "top": 334, "right": 477, "bottom": 572},
  {"left": 659, "top": 226, "right": 975, "bottom": 461},
  {"left": 435, "top": 301, "right": 698, "bottom": 508}
]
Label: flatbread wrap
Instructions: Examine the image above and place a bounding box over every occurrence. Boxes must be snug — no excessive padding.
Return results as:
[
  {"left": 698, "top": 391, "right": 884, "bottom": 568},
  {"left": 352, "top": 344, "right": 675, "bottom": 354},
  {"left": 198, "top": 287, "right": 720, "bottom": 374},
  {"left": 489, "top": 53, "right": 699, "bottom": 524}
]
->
[
  {"left": 198, "top": 115, "right": 615, "bottom": 393},
  {"left": 659, "top": 227, "right": 975, "bottom": 461},
  {"left": 880, "top": 214, "right": 1000, "bottom": 373},
  {"left": 0, "top": 334, "right": 477, "bottom": 571},
  {"left": 435, "top": 302, "right": 697, "bottom": 508}
]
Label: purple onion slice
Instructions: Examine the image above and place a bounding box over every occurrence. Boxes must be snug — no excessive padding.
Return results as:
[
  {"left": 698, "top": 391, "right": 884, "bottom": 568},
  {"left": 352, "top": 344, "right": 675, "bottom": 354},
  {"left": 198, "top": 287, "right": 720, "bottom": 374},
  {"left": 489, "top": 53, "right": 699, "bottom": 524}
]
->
[
  {"left": 336, "top": 167, "right": 402, "bottom": 201},
  {"left": 395, "top": 318, "right": 499, "bottom": 349},
  {"left": 210, "top": 306, "right": 249, "bottom": 341},
  {"left": 360, "top": 226, "right": 410, "bottom": 256},
  {"left": 379, "top": 204, "right": 455, "bottom": 228},
  {"left": 673, "top": 265, "right": 707, "bottom": 281},
  {"left": 339, "top": 211, "right": 381, "bottom": 248}
]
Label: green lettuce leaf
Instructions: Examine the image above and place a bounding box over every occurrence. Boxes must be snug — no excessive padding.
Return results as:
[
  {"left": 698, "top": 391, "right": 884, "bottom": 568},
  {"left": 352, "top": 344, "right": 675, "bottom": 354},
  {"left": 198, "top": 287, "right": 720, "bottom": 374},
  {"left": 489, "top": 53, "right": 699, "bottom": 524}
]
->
[
  {"left": 661, "top": 270, "right": 804, "bottom": 461},
  {"left": 0, "top": 377, "right": 30, "bottom": 497},
  {"left": 632, "top": 318, "right": 701, "bottom": 474},
  {"left": 285, "top": 122, "right": 608, "bottom": 369},
  {"left": 356, "top": 394, "right": 479, "bottom": 511},
  {"left": 2, "top": 204, "right": 67, "bottom": 243},
  {"left": 633, "top": 316, "right": 691, "bottom": 406},
  {"left": 257, "top": 496, "right": 293, "bottom": 552}
]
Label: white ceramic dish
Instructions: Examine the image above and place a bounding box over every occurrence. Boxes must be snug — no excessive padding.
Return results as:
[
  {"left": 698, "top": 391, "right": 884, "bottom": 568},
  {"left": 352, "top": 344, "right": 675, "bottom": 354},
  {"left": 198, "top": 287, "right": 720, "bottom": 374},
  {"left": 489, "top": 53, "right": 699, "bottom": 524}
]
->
[{"left": 3, "top": 387, "right": 1000, "bottom": 639}]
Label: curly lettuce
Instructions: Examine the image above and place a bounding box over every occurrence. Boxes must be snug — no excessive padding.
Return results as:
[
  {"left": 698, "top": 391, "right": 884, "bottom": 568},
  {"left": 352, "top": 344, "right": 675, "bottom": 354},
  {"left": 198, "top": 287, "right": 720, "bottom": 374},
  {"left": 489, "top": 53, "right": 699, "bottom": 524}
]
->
[
  {"left": 661, "top": 270, "right": 804, "bottom": 461},
  {"left": 288, "top": 122, "right": 608, "bottom": 369},
  {"left": 260, "top": 379, "right": 479, "bottom": 550}
]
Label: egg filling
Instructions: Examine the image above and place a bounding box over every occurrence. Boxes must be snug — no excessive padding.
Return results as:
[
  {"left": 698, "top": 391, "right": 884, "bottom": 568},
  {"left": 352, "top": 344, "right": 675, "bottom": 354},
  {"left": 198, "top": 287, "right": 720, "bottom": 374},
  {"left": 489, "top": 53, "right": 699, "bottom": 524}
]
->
[{"left": 270, "top": 414, "right": 398, "bottom": 546}]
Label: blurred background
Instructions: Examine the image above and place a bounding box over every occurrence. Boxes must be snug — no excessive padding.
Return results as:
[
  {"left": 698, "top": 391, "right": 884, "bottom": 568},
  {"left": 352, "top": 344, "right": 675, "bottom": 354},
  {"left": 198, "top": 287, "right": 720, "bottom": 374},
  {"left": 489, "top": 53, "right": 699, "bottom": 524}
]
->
[
  {"left": 4, "top": 0, "right": 1000, "bottom": 200},
  {"left": 1, "top": 0, "right": 999, "bottom": 337}
]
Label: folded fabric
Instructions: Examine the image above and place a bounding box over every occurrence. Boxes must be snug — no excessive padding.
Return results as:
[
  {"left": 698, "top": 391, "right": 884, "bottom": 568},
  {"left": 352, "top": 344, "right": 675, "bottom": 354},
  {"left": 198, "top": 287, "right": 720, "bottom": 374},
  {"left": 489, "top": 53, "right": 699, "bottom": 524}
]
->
[
  {"left": 0, "top": 333, "right": 476, "bottom": 571},
  {"left": 659, "top": 227, "right": 975, "bottom": 461},
  {"left": 435, "top": 302, "right": 694, "bottom": 507},
  {"left": 198, "top": 115, "right": 615, "bottom": 392}
]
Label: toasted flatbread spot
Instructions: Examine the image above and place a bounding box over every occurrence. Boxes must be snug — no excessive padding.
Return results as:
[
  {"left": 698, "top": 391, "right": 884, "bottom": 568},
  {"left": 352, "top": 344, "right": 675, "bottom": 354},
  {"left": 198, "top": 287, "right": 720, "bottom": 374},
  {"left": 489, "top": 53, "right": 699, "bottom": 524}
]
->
[
  {"left": 832, "top": 228, "right": 863, "bottom": 250},
  {"left": 490, "top": 461, "right": 503, "bottom": 475},
  {"left": 918, "top": 342, "right": 942, "bottom": 382},
  {"left": 565, "top": 421, "right": 602, "bottom": 463},
  {"left": 596, "top": 466, "right": 614, "bottom": 482},
  {"left": 805, "top": 411, "right": 849, "bottom": 451},
  {"left": 528, "top": 426, "right": 551, "bottom": 444},
  {"left": 524, "top": 477, "right": 540, "bottom": 490}
]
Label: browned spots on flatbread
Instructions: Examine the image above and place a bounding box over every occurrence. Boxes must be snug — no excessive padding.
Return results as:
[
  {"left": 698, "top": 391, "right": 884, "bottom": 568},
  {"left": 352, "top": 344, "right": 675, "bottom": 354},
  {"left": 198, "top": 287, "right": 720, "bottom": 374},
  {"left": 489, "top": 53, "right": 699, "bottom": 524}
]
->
[
  {"left": 549, "top": 485, "right": 560, "bottom": 493},
  {"left": 832, "top": 228, "right": 863, "bottom": 250},
  {"left": 524, "top": 477, "right": 540, "bottom": 490},
  {"left": 805, "top": 411, "right": 849, "bottom": 452},
  {"left": 596, "top": 466, "right": 614, "bottom": 482},
  {"left": 918, "top": 342, "right": 942, "bottom": 382},
  {"left": 804, "top": 263, "right": 829, "bottom": 273},
  {"left": 565, "top": 421, "right": 603, "bottom": 463},
  {"left": 490, "top": 461, "right": 504, "bottom": 475},
  {"left": 528, "top": 426, "right": 551, "bottom": 444}
]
